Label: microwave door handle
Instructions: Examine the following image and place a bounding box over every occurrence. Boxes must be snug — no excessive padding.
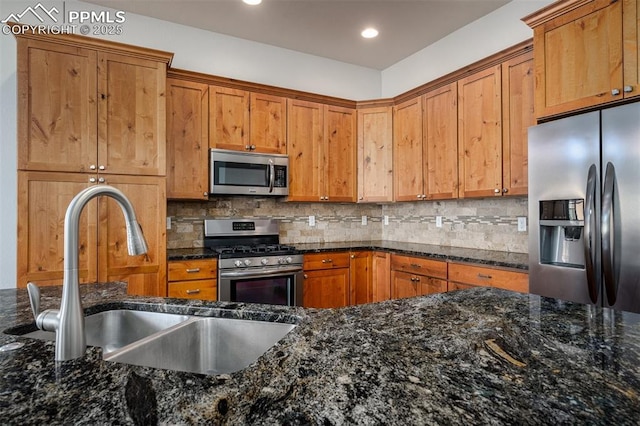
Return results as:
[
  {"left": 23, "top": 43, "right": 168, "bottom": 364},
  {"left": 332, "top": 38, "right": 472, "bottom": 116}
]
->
[{"left": 268, "top": 159, "right": 275, "bottom": 193}]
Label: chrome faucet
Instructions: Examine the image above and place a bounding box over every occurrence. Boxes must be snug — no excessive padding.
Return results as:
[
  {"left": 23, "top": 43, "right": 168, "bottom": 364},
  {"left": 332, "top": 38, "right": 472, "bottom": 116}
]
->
[{"left": 27, "top": 185, "right": 148, "bottom": 361}]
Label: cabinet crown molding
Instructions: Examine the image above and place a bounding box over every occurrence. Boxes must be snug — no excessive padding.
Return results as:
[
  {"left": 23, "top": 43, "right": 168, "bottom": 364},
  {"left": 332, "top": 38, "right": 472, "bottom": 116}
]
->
[{"left": 522, "top": 0, "right": 596, "bottom": 28}]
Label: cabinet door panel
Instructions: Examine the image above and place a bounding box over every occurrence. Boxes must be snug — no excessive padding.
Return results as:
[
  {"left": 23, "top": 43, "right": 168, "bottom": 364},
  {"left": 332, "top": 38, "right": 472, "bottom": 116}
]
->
[
  {"left": 393, "top": 97, "right": 424, "bottom": 201},
  {"left": 303, "top": 268, "right": 349, "bottom": 308},
  {"left": 391, "top": 271, "right": 419, "bottom": 299},
  {"left": 209, "top": 86, "right": 250, "bottom": 151},
  {"left": 419, "top": 277, "right": 448, "bottom": 296},
  {"left": 168, "top": 279, "right": 217, "bottom": 300},
  {"left": 17, "top": 40, "right": 97, "bottom": 172},
  {"left": 623, "top": 0, "right": 639, "bottom": 100},
  {"left": 372, "top": 251, "right": 391, "bottom": 302},
  {"left": 357, "top": 106, "right": 393, "bottom": 202},
  {"left": 99, "top": 175, "right": 166, "bottom": 296},
  {"left": 17, "top": 172, "right": 97, "bottom": 287},
  {"left": 166, "top": 79, "right": 209, "bottom": 199},
  {"left": 287, "top": 99, "right": 324, "bottom": 201},
  {"left": 424, "top": 83, "right": 458, "bottom": 200},
  {"left": 325, "top": 105, "right": 357, "bottom": 202},
  {"left": 350, "top": 251, "right": 372, "bottom": 305},
  {"left": 458, "top": 65, "right": 502, "bottom": 198},
  {"left": 98, "top": 53, "right": 166, "bottom": 176},
  {"left": 250, "top": 92, "right": 287, "bottom": 153},
  {"left": 502, "top": 51, "right": 534, "bottom": 196}
]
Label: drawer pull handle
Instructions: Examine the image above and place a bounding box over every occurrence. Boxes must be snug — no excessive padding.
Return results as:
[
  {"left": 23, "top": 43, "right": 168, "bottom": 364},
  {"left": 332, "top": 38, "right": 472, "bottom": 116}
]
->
[
  {"left": 321, "top": 259, "right": 333, "bottom": 263},
  {"left": 410, "top": 263, "right": 421, "bottom": 268},
  {"left": 186, "top": 289, "right": 201, "bottom": 294},
  {"left": 477, "top": 273, "right": 492, "bottom": 279},
  {"left": 186, "top": 268, "right": 201, "bottom": 273}
]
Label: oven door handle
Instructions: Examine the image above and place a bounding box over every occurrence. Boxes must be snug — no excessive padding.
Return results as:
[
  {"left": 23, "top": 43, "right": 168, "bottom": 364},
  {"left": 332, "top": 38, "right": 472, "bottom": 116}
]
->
[{"left": 220, "top": 266, "right": 303, "bottom": 279}]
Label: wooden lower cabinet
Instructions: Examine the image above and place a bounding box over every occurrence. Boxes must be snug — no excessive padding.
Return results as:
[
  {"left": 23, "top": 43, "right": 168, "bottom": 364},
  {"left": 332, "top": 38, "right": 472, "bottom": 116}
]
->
[
  {"left": 303, "top": 268, "right": 350, "bottom": 308},
  {"left": 167, "top": 258, "right": 217, "bottom": 300},
  {"left": 371, "top": 251, "right": 391, "bottom": 302},
  {"left": 350, "top": 251, "right": 372, "bottom": 305},
  {"left": 390, "top": 254, "right": 448, "bottom": 300},
  {"left": 448, "top": 262, "right": 529, "bottom": 293}
]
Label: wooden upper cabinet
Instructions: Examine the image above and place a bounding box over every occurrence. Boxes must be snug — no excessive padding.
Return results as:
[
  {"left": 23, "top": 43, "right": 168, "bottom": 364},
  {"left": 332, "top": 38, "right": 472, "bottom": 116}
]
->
[
  {"left": 524, "top": 0, "right": 637, "bottom": 118},
  {"left": 357, "top": 106, "right": 393, "bottom": 202},
  {"left": 502, "top": 51, "right": 534, "bottom": 196},
  {"left": 423, "top": 82, "right": 458, "bottom": 200},
  {"left": 209, "top": 87, "right": 286, "bottom": 153},
  {"left": 166, "top": 78, "right": 209, "bottom": 200},
  {"left": 457, "top": 65, "right": 503, "bottom": 198},
  {"left": 324, "top": 105, "right": 357, "bottom": 202},
  {"left": 287, "top": 99, "right": 324, "bottom": 201},
  {"left": 209, "top": 86, "right": 250, "bottom": 151},
  {"left": 393, "top": 97, "right": 424, "bottom": 201},
  {"left": 287, "top": 100, "right": 356, "bottom": 202},
  {"left": 249, "top": 92, "right": 287, "bottom": 154},
  {"left": 16, "top": 37, "right": 169, "bottom": 176},
  {"left": 17, "top": 40, "right": 98, "bottom": 173}
]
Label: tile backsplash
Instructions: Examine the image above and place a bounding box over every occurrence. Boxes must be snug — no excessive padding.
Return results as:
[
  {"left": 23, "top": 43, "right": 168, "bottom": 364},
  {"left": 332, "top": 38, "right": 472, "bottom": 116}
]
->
[{"left": 167, "top": 196, "right": 529, "bottom": 253}]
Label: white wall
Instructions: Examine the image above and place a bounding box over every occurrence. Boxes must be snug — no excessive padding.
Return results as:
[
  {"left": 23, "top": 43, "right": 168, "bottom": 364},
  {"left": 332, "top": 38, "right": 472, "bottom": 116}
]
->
[{"left": 381, "top": 0, "right": 554, "bottom": 97}]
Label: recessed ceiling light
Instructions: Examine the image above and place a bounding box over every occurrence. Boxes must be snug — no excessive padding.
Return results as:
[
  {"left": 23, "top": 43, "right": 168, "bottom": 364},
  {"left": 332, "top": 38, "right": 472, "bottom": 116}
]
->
[
  {"left": 361, "top": 28, "right": 379, "bottom": 39},
  {"left": 243, "top": 0, "right": 262, "bottom": 5}
]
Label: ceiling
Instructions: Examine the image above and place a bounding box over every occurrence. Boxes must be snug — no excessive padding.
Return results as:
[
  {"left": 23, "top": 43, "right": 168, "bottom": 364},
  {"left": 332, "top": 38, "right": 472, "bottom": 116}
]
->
[{"left": 84, "top": 0, "right": 510, "bottom": 70}]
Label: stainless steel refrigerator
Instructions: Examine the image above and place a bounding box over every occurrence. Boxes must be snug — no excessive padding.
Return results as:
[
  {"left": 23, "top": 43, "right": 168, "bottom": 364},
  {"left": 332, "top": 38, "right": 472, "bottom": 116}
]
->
[{"left": 528, "top": 102, "right": 640, "bottom": 314}]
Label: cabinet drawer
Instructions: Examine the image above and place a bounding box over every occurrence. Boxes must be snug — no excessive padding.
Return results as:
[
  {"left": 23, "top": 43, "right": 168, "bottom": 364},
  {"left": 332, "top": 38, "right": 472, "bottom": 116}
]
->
[
  {"left": 168, "top": 259, "right": 217, "bottom": 281},
  {"left": 304, "top": 252, "right": 350, "bottom": 270},
  {"left": 448, "top": 263, "right": 529, "bottom": 293},
  {"left": 168, "top": 279, "right": 217, "bottom": 300},
  {"left": 390, "top": 254, "right": 447, "bottom": 279}
]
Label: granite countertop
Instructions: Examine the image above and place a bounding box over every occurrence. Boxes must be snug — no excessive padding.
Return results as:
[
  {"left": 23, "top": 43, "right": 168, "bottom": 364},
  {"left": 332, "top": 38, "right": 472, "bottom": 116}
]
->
[
  {"left": 1, "top": 283, "right": 639, "bottom": 424},
  {"left": 168, "top": 240, "right": 529, "bottom": 270}
]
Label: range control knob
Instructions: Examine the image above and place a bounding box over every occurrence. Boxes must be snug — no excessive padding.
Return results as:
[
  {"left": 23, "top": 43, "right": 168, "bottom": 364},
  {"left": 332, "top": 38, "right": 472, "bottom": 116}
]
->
[
  {"left": 285, "top": 256, "right": 292, "bottom": 264},
  {"left": 261, "top": 258, "right": 269, "bottom": 265},
  {"left": 234, "top": 260, "right": 243, "bottom": 268},
  {"left": 244, "top": 259, "right": 252, "bottom": 266}
]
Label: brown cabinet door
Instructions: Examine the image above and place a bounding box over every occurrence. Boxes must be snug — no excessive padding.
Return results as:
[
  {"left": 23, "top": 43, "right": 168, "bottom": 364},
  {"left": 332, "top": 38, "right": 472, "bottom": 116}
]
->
[
  {"left": 209, "top": 86, "right": 250, "bottom": 151},
  {"left": 98, "top": 52, "right": 166, "bottom": 176},
  {"left": 166, "top": 78, "right": 209, "bottom": 200},
  {"left": 17, "top": 172, "right": 98, "bottom": 288},
  {"left": 17, "top": 40, "right": 98, "bottom": 173},
  {"left": 458, "top": 65, "right": 503, "bottom": 198},
  {"left": 249, "top": 92, "right": 287, "bottom": 154},
  {"left": 287, "top": 99, "right": 324, "bottom": 201},
  {"left": 418, "top": 276, "right": 448, "bottom": 296},
  {"left": 371, "top": 251, "right": 391, "bottom": 302},
  {"left": 393, "top": 97, "right": 424, "bottom": 201},
  {"left": 303, "top": 268, "right": 349, "bottom": 308},
  {"left": 623, "top": 0, "right": 639, "bottom": 100},
  {"left": 349, "top": 251, "right": 372, "bottom": 305},
  {"left": 324, "top": 105, "right": 357, "bottom": 202},
  {"left": 502, "top": 51, "right": 534, "bottom": 197},
  {"left": 357, "top": 106, "right": 393, "bottom": 202},
  {"left": 532, "top": 0, "right": 624, "bottom": 117},
  {"left": 391, "top": 270, "right": 420, "bottom": 299},
  {"left": 423, "top": 82, "right": 458, "bottom": 200},
  {"left": 99, "top": 175, "right": 167, "bottom": 296}
]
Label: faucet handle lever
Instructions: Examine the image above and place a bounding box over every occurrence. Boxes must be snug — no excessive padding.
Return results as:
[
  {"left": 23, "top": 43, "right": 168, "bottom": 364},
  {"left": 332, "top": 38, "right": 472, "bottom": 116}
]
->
[{"left": 26, "top": 282, "right": 40, "bottom": 321}]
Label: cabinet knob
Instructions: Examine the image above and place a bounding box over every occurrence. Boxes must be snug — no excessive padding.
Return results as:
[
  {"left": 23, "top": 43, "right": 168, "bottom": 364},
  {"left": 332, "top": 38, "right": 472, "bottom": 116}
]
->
[
  {"left": 350, "top": 255, "right": 355, "bottom": 259},
  {"left": 89, "top": 164, "right": 96, "bottom": 170},
  {"left": 304, "top": 274, "right": 308, "bottom": 279},
  {"left": 99, "top": 165, "right": 105, "bottom": 170},
  {"left": 502, "top": 188, "right": 508, "bottom": 193},
  {"left": 494, "top": 188, "right": 500, "bottom": 194},
  {"left": 624, "top": 85, "right": 634, "bottom": 93},
  {"left": 203, "top": 192, "right": 208, "bottom": 197},
  {"left": 611, "top": 88, "right": 621, "bottom": 96},
  {"left": 98, "top": 177, "right": 105, "bottom": 183},
  {"left": 321, "top": 259, "right": 333, "bottom": 263},
  {"left": 89, "top": 177, "right": 97, "bottom": 183},
  {"left": 416, "top": 194, "right": 422, "bottom": 199},
  {"left": 245, "top": 145, "right": 251, "bottom": 150},
  {"left": 250, "top": 145, "right": 256, "bottom": 150}
]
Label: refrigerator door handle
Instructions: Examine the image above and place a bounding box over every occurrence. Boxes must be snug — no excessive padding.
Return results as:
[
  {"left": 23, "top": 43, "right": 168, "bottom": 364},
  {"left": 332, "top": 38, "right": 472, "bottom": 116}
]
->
[
  {"left": 584, "top": 164, "right": 598, "bottom": 303},
  {"left": 601, "top": 162, "right": 617, "bottom": 305}
]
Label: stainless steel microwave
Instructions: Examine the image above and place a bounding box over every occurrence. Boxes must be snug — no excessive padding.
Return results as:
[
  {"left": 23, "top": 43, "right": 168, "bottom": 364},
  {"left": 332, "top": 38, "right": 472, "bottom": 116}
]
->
[{"left": 209, "top": 148, "right": 289, "bottom": 196}]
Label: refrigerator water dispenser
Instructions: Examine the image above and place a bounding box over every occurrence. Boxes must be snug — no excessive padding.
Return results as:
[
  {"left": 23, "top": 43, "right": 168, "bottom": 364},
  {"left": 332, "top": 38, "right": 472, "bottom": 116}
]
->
[{"left": 539, "top": 199, "right": 585, "bottom": 269}]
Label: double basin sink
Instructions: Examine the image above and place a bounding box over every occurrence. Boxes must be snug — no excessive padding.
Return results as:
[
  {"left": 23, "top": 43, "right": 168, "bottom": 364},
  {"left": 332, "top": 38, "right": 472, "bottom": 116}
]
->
[{"left": 14, "top": 309, "right": 297, "bottom": 375}]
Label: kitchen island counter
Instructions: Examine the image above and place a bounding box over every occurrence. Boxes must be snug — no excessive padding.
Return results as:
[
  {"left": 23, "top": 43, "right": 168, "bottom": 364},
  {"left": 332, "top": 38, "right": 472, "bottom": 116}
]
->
[{"left": 1, "top": 283, "right": 639, "bottom": 424}]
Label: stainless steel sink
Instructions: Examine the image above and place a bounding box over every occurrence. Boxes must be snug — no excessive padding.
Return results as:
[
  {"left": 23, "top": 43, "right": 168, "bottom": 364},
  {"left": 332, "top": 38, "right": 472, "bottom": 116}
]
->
[
  {"left": 104, "top": 317, "right": 296, "bottom": 375},
  {"left": 22, "top": 310, "right": 191, "bottom": 353}
]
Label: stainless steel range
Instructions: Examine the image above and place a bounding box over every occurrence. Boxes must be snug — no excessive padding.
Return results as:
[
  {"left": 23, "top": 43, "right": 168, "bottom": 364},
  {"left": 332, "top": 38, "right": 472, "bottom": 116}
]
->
[{"left": 204, "top": 219, "right": 303, "bottom": 306}]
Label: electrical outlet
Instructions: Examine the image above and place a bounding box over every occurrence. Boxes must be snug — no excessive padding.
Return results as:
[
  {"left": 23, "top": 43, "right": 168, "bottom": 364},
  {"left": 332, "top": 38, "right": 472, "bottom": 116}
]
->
[
  {"left": 361, "top": 215, "right": 367, "bottom": 226},
  {"left": 166, "top": 216, "right": 171, "bottom": 230},
  {"left": 383, "top": 215, "right": 389, "bottom": 226},
  {"left": 517, "top": 217, "right": 527, "bottom": 232},
  {"left": 436, "top": 216, "right": 443, "bottom": 228},
  {"left": 309, "top": 215, "right": 316, "bottom": 227}
]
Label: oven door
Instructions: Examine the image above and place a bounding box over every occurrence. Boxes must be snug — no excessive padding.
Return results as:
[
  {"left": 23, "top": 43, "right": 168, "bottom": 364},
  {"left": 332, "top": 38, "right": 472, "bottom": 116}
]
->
[{"left": 218, "top": 266, "right": 303, "bottom": 306}]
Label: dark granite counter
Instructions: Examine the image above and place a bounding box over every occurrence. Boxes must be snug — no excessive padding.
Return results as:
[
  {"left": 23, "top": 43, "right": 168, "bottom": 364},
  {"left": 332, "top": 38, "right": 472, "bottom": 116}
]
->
[
  {"left": 1, "top": 283, "right": 640, "bottom": 424},
  {"left": 168, "top": 241, "right": 529, "bottom": 270}
]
